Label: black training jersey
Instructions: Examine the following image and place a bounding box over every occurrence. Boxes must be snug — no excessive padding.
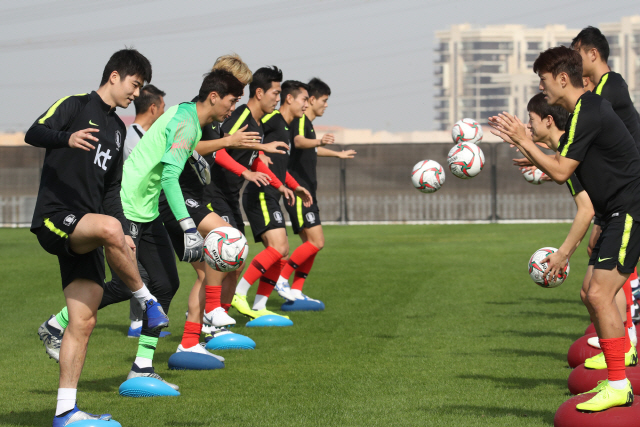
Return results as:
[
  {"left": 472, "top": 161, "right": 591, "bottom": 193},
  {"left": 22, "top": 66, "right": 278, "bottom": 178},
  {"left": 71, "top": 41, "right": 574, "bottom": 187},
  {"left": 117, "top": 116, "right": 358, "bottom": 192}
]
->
[
  {"left": 25, "top": 91, "right": 126, "bottom": 232},
  {"left": 210, "top": 105, "right": 261, "bottom": 202},
  {"left": 594, "top": 72, "right": 640, "bottom": 150},
  {"left": 566, "top": 173, "right": 584, "bottom": 197},
  {"left": 288, "top": 114, "right": 317, "bottom": 193},
  {"left": 245, "top": 111, "right": 291, "bottom": 198},
  {"left": 558, "top": 91, "right": 640, "bottom": 219}
]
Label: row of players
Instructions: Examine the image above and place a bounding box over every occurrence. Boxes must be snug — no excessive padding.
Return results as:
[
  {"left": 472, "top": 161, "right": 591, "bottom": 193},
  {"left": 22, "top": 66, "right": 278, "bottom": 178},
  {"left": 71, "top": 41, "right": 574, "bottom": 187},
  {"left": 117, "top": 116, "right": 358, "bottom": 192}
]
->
[
  {"left": 490, "top": 26, "right": 640, "bottom": 412},
  {"left": 28, "top": 51, "right": 355, "bottom": 426}
]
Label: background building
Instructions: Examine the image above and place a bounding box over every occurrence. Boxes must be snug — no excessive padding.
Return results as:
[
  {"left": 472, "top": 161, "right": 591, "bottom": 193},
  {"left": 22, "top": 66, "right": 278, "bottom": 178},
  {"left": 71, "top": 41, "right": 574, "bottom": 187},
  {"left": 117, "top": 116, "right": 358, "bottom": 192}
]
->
[{"left": 434, "top": 16, "right": 640, "bottom": 130}]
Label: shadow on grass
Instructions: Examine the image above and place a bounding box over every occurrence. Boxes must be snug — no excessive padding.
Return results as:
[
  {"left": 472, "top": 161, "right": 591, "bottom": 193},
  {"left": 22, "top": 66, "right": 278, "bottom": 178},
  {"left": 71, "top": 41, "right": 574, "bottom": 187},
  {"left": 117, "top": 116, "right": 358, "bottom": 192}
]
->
[
  {"left": 490, "top": 348, "right": 567, "bottom": 362},
  {"left": 520, "top": 311, "right": 588, "bottom": 320},
  {"left": 503, "top": 330, "right": 581, "bottom": 340},
  {"left": 372, "top": 334, "right": 399, "bottom": 339},
  {"left": 93, "top": 323, "right": 128, "bottom": 335},
  {"left": 524, "top": 297, "right": 583, "bottom": 305},
  {"left": 485, "top": 301, "right": 521, "bottom": 305},
  {"left": 0, "top": 408, "right": 51, "bottom": 426},
  {"left": 427, "top": 404, "right": 554, "bottom": 426},
  {"left": 458, "top": 373, "right": 566, "bottom": 390},
  {"left": 166, "top": 422, "right": 208, "bottom": 426},
  {"left": 77, "top": 375, "right": 126, "bottom": 392}
]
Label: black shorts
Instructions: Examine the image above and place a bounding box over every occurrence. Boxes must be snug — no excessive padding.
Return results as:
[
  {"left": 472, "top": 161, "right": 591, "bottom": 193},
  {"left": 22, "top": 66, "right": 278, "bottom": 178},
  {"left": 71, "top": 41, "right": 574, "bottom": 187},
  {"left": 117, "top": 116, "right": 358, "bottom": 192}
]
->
[
  {"left": 35, "top": 211, "right": 105, "bottom": 289},
  {"left": 284, "top": 193, "right": 321, "bottom": 234},
  {"left": 588, "top": 213, "right": 640, "bottom": 273},
  {"left": 206, "top": 196, "right": 245, "bottom": 235},
  {"left": 243, "top": 191, "right": 287, "bottom": 243}
]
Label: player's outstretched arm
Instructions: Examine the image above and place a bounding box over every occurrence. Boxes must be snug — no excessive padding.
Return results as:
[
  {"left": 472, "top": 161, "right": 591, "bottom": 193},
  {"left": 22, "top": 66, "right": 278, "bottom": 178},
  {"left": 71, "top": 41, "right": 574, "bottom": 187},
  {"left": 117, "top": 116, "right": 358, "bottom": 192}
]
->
[
  {"left": 284, "top": 172, "right": 313, "bottom": 207},
  {"left": 293, "top": 133, "right": 334, "bottom": 149},
  {"left": 317, "top": 146, "right": 357, "bottom": 158}
]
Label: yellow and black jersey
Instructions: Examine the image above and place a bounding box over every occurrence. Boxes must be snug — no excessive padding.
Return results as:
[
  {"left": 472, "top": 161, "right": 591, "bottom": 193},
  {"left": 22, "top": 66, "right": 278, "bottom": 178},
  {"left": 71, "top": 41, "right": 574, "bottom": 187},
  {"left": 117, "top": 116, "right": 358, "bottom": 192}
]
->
[
  {"left": 288, "top": 114, "right": 317, "bottom": 194},
  {"left": 594, "top": 72, "right": 640, "bottom": 149}
]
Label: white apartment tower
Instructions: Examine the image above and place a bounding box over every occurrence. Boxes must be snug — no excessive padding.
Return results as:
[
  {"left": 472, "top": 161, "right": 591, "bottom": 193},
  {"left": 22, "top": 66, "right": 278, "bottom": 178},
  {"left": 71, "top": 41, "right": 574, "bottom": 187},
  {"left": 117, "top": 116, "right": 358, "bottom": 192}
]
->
[{"left": 434, "top": 16, "right": 640, "bottom": 130}]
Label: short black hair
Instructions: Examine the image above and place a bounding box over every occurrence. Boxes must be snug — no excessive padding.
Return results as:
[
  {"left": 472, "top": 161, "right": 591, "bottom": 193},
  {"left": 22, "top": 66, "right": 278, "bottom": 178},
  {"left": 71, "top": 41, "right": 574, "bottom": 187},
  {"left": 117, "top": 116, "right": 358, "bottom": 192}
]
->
[
  {"left": 249, "top": 66, "right": 283, "bottom": 98},
  {"left": 197, "top": 69, "right": 244, "bottom": 102},
  {"left": 281, "top": 80, "right": 309, "bottom": 105},
  {"left": 100, "top": 48, "right": 152, "bottom": 86},
  {"left": 133, "top": 84, "right": 166, "bottom": 115},
  {"left": 307, "top": 77, "right": 331, "bottom": 98},
  {"left": 571, "top": 26, "right": 610, "bottom": 63},
  {"left": 532, "top": 46, "right": 584, "bottom": 89},
  {"left": 527, "top": 93, "right": 570, "bottom": 130}
]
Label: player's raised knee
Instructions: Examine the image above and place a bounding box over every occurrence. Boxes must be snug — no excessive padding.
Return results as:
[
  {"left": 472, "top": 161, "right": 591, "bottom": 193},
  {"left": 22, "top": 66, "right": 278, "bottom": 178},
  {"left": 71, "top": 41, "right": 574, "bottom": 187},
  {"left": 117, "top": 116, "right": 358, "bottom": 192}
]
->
[{"left": 99, "top": 217, "right": 126, "bottom": 247}]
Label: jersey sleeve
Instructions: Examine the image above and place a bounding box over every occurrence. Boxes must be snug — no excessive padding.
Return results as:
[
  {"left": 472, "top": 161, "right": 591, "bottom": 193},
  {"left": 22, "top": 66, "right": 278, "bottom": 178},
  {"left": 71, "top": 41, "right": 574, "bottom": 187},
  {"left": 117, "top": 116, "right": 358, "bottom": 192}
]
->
[
  {"left": 285, "top": 171, "right": 300, "bottom": 189},
  {"left": 566, "top": 173, "right": 584, "bottom": 197},
  {"left": 251, "top": 157, "right": 283, "bottom": 188},
  {"left": 24, "top": 95, "right": 86, "bottom": 149},
  {"left": 215, "top": 148, "right": 247, "bottom": 176},
  {"left": 558, "top": 99, "right": 600, "bottom": 162},
  {"left": 290, "top": 117, "right": 305, "bottom": 139},
  {"left": 161, "top": 162, "right": 190, "bottom": 221},
  {"left": 221, "top": 108, "right": 251, "bottom": 135},
  {"left": 160, "top": 108, "right": 200, "bottom": 168}
]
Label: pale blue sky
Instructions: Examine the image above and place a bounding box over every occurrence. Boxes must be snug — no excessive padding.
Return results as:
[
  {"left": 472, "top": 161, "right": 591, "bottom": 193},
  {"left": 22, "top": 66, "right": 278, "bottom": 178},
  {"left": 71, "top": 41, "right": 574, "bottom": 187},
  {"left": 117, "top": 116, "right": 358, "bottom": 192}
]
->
[{"left": 0, "top": 0, "right": 637, "bottom": 132}]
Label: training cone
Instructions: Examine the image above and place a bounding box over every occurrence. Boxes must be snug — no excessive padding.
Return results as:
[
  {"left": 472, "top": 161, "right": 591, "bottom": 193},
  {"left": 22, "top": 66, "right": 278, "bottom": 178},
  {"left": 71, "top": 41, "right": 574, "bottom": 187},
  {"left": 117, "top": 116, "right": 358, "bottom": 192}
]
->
[
  {"left": 585, "top": 323, "right": 596, "bottom": 335},
  {"left": 205, "top": 333, "right": 256, "bottom": 350},
  {"left": 568, "top": 364, "right": 640, "bottom": 395},
  {"left": 246, "top": 315, "right": 293, "bottom": 327},
  {"left": 568, "top": 333, "right": 601, "bottom": 368},
  {"left": 168, "top": 352, "right": 224, "bottom": 370},
  {"left": 119, "top": 377, "right": 180, "bottom": 397},
  {"left": 64, "top": 421, "right": 122, "bottom": 427},
  {"left": 281, "top": 299, "right": 325, "bottom": 312},
  {"left": 554, "top": 394, "right": 640, "bottom": 427}
]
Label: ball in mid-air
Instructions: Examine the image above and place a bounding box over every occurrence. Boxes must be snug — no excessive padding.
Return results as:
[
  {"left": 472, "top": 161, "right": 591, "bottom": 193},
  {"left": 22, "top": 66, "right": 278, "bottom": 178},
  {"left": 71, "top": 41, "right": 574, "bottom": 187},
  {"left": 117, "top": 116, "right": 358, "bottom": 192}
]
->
[
  {"left": 523, "top": 168, "right": 545, "bottom": 185},
  {"left": 528, "top": 247, "right": 570, "bottom": 288},
  {"left": 411, "top": 160, "right": 445, "bottom": 193},
  {"left": 204, "top": 227, "right": 249, "bottom": 272},
  {"left": 452, "top": 118, "right": 483, "bottom": 144},
  {"left": 447, "top": 142, "right": 484, "bottom": 179}
]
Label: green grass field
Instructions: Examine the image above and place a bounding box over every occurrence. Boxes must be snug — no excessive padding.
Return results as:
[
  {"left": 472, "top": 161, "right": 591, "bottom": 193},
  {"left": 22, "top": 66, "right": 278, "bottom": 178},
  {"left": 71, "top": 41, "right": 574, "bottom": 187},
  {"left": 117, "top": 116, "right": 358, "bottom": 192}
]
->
[{"left": 0, "top": 224, "right": 592, "bottom": 426}]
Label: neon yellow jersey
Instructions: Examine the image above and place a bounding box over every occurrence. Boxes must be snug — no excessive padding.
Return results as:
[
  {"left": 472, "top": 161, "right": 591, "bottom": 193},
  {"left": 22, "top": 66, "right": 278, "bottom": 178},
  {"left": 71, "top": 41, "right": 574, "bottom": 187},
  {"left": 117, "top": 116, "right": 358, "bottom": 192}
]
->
[{"left": 121, "top": 103, "right": 202, "bottom": 222}]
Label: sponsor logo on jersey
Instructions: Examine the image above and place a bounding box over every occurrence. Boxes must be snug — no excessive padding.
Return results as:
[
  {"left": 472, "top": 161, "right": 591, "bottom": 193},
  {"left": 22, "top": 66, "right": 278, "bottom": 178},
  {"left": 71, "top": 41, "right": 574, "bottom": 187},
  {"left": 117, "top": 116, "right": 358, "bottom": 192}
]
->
[
  {"left": 306, "top": 212, "right": 316, "bottom": 224},
  {"left": 221, "top": 216, "right": 230, "bottom": 224},
  {"left": 274, "top": 211, "right": 283, "bottom": 223},
  {"left": 63, "top": 214, "right": 76, "bottom": 227},
  {"left": 115, "top": 130, "right": 121, "bottom": 151},
  {"left": 185, "top": 199, "right": 200, "bottom": 208},
  {"left": 130, "top": 222, "right": 139, "bottom": 238},
  {"left": 93, "top": 144, "right": 112, "bottom": 171}
]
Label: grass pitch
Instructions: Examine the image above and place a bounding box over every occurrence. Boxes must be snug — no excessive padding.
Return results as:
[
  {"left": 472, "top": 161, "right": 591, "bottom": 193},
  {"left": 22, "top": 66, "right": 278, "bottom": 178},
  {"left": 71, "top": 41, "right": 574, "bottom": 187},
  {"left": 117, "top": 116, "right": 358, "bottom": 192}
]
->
[{"left": 0, "top": 224, "right": 592, "bottom": 426}]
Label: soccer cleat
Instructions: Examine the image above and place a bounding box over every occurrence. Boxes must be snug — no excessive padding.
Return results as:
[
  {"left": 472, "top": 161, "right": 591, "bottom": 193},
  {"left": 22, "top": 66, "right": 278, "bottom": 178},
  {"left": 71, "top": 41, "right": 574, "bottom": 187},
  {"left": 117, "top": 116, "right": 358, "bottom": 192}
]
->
[
  {"left": 127, "top": 327, "right": 170, "bottom": 338},
  {"left": 176, "top": 343, "right": 224, "bottom": 362},
  {"left": 579, "top": 380, "right": 609, "bottom": 395},
  {"left": 231, "top": 294, "right": 257, "bottom": 318},
  {"left": 588, "top": 333, "right": 638, "bottom": 349},
  {"left": 295, "top": 293, "right": 322, "bottom": 303},
  {"left": 144, "top": 299, "right": 169, "bottom": 331},
  {"left": 274, "top": 280, "right": 295, "bottom": 301},
  {"left": 203, "top": 307, "right": 236, "bottom": 327},
  {"left": 127, "top": 363, "right": 179, "bottom": 391},
  {"left": 584, "top": 345, "right": 638, "bottom": 369},
  {"left": 252, "top": 308, "right": 290, "bottom": 319},
  {"left": 52, "top": 405, "right": 112, "bottom": 426},
  {"left": 576, "top": 379, "right": 633, "bottom": 412},
  {"left": 38, "top": 315, "right": 63, "bottom": 362}
]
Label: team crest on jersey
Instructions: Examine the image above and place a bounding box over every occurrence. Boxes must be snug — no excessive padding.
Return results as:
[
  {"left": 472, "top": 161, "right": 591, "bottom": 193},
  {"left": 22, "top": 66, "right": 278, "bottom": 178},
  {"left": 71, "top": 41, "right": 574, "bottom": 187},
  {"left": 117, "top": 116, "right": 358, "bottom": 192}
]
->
[
  {"left": 274, "top": 211, "right": 283, "bottom": 223},
  {"left": 185, "top": 199, "right": 199, "bottom": 208},
  {"left": 115, "top": 130, "right": 122, "bottom": 151},
  {"left": 129, "top": 222, "right": 139, "bottom": 238},
  {"left": 305, "top": 212, "right": 316, "bottom": 224},
  {"left": 221, "top": 216, "right": 230, "bottom": 223},
  {"left": 63, "top": 214, "right": 76, "bottom": 227}
]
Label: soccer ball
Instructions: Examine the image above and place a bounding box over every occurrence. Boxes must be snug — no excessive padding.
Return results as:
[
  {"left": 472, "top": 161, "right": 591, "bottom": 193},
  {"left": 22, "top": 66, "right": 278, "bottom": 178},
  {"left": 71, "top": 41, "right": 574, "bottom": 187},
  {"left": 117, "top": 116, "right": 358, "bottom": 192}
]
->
[
  {"left": 447, "top": 142, "right": 484, "bottom": 179},
  {"left": 411, "top": 160, "right": 445, "bottom": 193},
  {"left": 204, "top": 227, "right": 249, "bottom": 272},
  {"left": 523, "top": 168, "right": 545, "bottom": 185},
  {"left": 528, "top": 247, "right": 570, "bottom": 288},
  {"left": 452, "top": 118, "right": 483, "bottom": 144}
]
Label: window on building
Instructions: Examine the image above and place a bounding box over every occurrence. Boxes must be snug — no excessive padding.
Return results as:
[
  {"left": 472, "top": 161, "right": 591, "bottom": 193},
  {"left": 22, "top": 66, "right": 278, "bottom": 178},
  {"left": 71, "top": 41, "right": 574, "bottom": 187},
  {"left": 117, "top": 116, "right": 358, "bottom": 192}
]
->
[
  {"left": 480, "top": 87, "right": 510, "bottom": 96},
  {"left": 527, "top": 42, "right": 541, "bottom": 51}
]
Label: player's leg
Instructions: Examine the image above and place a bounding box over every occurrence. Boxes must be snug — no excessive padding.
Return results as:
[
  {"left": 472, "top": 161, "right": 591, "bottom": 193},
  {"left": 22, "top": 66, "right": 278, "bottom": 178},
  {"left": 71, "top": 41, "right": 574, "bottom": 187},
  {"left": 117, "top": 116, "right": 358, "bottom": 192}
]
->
[{"left": 253, "top": 228, "right": 289, "bottom": 311}]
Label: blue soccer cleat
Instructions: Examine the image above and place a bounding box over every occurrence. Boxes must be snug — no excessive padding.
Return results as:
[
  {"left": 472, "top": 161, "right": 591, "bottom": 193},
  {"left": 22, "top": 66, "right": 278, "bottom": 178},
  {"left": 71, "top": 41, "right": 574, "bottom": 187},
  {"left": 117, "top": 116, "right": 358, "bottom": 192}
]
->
[
  {"left": 144, "top": 299, "right": 169, "bottom": 331},
  {"left": 281, "top": 294, "right": 325, "bottom": 312},
  {"left": 127, "top": 326, "right": 171, "bottom": 338},
  {"left": 52, "top": 405, "right": 116, "bottom": 427}
]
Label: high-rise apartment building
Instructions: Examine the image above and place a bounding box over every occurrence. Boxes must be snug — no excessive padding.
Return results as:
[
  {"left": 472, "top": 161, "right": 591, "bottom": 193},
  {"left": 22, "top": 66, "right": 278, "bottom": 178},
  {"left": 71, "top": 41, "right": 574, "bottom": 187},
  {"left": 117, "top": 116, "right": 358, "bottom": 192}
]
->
[{"left": 434, "top": 16, "right": 640, "bottom": 130}]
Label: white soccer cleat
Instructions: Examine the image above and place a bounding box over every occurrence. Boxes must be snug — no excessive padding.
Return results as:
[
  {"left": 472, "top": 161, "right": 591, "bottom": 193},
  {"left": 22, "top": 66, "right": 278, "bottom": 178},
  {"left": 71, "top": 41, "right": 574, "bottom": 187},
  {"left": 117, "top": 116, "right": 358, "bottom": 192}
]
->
[
  {"left": 203, "top": 307, "right": 236, "bottom": 327},
  {"left": 587, "top": 336, "right": 601, "bottom": 349},
  {"left": 588, "top": 331, "right": 638, "bottom": 349},
  {"left": 177, "top": 343, "right": 224, "bottom": 362},
  {"left": 275, "top": 280, "right": 295, "bottom": 301}
]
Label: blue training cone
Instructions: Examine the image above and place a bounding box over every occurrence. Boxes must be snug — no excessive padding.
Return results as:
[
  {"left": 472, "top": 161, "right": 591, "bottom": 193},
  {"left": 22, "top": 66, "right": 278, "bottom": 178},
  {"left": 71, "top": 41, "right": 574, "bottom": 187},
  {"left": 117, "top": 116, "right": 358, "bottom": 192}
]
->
[
  {"left": 61, "top": 420, "right": 122, "bottom": 427},
  {"left": 168, "top": 352, "right": 225, "bottom": 370},
  {"left": 246, "top": 315, "right": 293, "bottom": 327},
  {"left": 119, "top": 377, "right": 180, "bottom": 397},
  {"left": 281, "top": 299, "right": 325, "bottom": 312},
  {"left": 205, "top": 332, "right": 256, "bottom": 350}
]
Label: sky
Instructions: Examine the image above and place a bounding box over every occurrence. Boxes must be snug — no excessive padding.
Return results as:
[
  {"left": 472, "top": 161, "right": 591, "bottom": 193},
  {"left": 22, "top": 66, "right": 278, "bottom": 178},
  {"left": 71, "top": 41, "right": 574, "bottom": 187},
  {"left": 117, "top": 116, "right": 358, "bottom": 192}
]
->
[{"left": 0, "top": 0, "right": 638, "bottom": 133}]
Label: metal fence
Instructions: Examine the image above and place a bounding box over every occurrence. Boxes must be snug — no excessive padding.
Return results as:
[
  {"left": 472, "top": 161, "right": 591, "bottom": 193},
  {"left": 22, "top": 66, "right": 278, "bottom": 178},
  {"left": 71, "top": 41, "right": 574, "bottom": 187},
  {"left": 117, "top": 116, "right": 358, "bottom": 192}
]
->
[{"left": 0, "top": 143, "right": 576, "bottom": 227}]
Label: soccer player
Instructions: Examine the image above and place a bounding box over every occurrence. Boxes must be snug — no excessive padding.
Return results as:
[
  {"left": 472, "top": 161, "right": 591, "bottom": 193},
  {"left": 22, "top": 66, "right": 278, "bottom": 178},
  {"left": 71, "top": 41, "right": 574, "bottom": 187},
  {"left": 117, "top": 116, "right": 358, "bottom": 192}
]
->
[
  {"left": 241, "top": 80, "right": 313, "bottom": 312},
  {"left": 491, "top": 46, "right": 640, "bottom": 412},
  {"left": 27, "top": 48, "right": 164, "bottom": 426},
  {"left": 277, "top": 78, "right": 356, "bottom": 306}
]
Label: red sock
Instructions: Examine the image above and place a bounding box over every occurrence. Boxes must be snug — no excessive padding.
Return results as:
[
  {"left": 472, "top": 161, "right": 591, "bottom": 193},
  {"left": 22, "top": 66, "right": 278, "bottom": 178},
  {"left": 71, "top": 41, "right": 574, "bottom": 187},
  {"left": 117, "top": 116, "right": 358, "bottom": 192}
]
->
[
  {"left": 221, "top": 303, "right": 231, "bottom": 313},
  {"left": 205, "top": 286, "right": 222, "bottom": 313},
  {"left": 292, "top": 253, "right": 317, "bottom": 292},
  {"left": 600, "top": 337, "right": 627, "bottom": 381},
  {"left": 256, "top": 259, "right": 286, "bottom": 297},
  {"left": 280, "top": 242, "right": 319, "bottom": 282},
  {"left": 242, "top": 246, "right": 281, "bottom": 285},
  {"left": 181, "top": 321, "right": 201, "bottom": 348}
]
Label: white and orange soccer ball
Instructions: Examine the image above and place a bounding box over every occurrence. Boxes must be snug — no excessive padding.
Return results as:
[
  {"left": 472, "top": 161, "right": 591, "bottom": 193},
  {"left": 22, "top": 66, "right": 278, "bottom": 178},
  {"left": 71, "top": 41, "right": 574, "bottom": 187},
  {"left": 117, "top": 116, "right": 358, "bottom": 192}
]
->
[
  {"left": 411, "top": 160, "right": 445, "bottom": 193},
  {"left": 528, "top": 247, "right": 570, "bottom": 288},
  {"left": 523, "top": 168, "right": 546, "bottom": 185},
  {"left": 452, "top": 118, "right": 483, "bottom": 144},
  {"left": 447, "top": 142, "right": 484, "bottom": 179},
  {"left": 204, "top": 227, "right": 249, "bottom": 272}
]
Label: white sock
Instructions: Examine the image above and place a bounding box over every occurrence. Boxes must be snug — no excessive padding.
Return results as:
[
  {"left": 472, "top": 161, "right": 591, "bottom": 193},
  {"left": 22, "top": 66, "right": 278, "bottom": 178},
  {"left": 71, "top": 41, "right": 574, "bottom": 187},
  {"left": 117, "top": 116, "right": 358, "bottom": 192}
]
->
[
  {"left": 134, "top": 356, "right": 153, "bottom": 369},
  {"left": 291, "top": 289, "right": 302, "bottom": 299},
  {"left": 609, "top": 379, "right": 628, "bottom": 390},
  {"left": 132, "top": 285, "right": 154, "bottom": 309},
  {"left": 48, "top": 316, "right": 64, "bottom": 332},
  {"left": 630, "top": 324, "right": 637, "bottom": 344},
  {"left": 253, "top": 295, "right": 268, "bottom": 311},
  {"left": 55, "top": 388, "right": 76, "bottom": 416},
  {"left": 235, "top": 278, "right": 252, "bottom": 296},
  {"left": 130, "top": 320, "right": 142, "bottom": 329}
]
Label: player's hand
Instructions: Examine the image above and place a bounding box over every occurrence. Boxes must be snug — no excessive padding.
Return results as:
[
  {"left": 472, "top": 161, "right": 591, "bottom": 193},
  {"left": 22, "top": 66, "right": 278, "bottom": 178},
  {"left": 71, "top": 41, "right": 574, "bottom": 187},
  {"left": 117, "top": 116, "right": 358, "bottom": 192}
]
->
[
  {"left": 226, "top": 125, "right": 261, "bottom": 149},
  {"left": 294, "top": 186, "right": 313, "bottom": 207},
  {"left": 241, "top": 170, "right": 271, "bottom": 187},
  {"left": 259, "top": 152, "right": 273, "bottom": 166},
  {"left": 513, "top": 157, "right": 533, "bottom": 167},
  {"left": 493, "top": 113, "right": 530, "bottom": 146},
  {"left": 179, "top": 218, "right": 204, "bottom": 263},
  {"left": 124, "top": 235, "right": 136, "bottom": 252},
  {"left": 68, "top": 128, "right": 99, "bottom": 151},
  {"left": 337, "top": 149, "right": 357, "bottom": 159},
  {"left": 320, "top": 134, "right": 335, "bottom": 146},
  {"left": 278, "top": 185, "right": 295, "bottom": 206},
  {"left": 188, "top": 151, "right": 211, "bottom": 185},
  {"left": 488, "top": 116, "right": 517, "bottom": 146},
  {"left": 542, "top": 250, "right": 569, "bottom": 284},
  {"left": 540, "top": 173, "right": 552, "bottom": 181},
  {"left": 261, "top": 141, "right": 288, "bottom": 155}
]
